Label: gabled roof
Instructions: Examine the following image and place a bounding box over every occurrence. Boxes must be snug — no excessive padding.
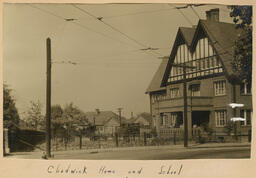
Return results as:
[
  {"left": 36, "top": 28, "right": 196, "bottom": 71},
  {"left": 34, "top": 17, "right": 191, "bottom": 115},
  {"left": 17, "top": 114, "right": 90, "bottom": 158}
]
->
[
  {"left": 161, "top": 20, "right": 243, "bottom": 87},
  {"left": 160, "top": 27, "right": 196, "bottom": 88},
  {"left": 85, "top": 111, "right": 127, "bottom": 126},
  {"left": 180, "top": 27, "right": 196, "bottom": 47},
  {"left": 127, "top": 112, "right": 152, "bottom": 125},
  {"left": 146, "top": 27, "right": 196, "bottom": 94},
  {"left": 145, "top": 58, "right": 168, "bottom": 93},
  {"left": 192, "top": 20, "right": 243, "bottom": 77}
]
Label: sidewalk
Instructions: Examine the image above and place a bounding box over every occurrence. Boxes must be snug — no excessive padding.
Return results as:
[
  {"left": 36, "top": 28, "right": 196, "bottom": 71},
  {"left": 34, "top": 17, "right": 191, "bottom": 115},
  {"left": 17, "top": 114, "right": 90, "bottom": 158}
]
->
[
  {"left": 5, "top": 142, "right": 250, "bottom": 159},
  {"left": 188, "top": 142, "right": 251, "bottom": 149}
]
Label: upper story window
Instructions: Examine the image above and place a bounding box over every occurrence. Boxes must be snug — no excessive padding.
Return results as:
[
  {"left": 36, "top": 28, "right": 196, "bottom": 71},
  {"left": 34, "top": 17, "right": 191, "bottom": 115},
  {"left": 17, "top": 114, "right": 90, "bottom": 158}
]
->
[
  {"left": 168, "top": 37, "right": 224, "bottom": 83},
  {"left": 190, "top": 84, "right": 200, "bottom": 96},
  {"left": 170, "top": 88, "right": 180, "bottom": 98},
  {"left": 215, "top": 110, "right": 227, "bottom": 127},
  {"left": 240, "top": 81, "right": 251, "bottom": 95},
  {"left": 214, "top": 80, "right": 226, "bottom": 96},
  {"left": 240, "top": 109, "right": 252, "bottom": 126}
]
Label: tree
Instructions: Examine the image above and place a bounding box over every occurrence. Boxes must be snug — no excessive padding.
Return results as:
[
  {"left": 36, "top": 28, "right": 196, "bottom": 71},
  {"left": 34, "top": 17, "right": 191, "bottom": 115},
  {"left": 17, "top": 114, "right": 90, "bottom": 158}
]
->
[
  {"left": 62, "top": 103, "right": 88, "bottom": 124},
  {"left": 3, "top": 84, "right": 20, "bottom": 129},
  {"left": 51, "top": 104, "right": 63, "bottom": 121},
  {"left": 51, "top": 105, "right": 64, "bottom": 138},
  {"left": 62, "top": 103, "right": 89, "bottom": 139},
  {"left": 229, "top": 6, "right": 252, "bottom": 83},
  {"left": 26, "top": 100, "right": 44, "bottom": 130}
]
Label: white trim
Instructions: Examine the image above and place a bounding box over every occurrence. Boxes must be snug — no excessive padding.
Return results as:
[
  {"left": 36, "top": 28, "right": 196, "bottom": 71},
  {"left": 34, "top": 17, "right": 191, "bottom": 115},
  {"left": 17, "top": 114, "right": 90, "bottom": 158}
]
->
[{"left": 215, "top": 110, "right": 227, "bottom": 127}]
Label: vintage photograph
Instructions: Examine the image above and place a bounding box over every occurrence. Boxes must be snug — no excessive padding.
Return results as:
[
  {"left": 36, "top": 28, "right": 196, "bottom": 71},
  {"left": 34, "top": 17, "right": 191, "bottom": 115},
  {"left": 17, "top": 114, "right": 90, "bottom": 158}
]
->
[{"left": 3, "top": 3, "right": 252, "bottom": 160}]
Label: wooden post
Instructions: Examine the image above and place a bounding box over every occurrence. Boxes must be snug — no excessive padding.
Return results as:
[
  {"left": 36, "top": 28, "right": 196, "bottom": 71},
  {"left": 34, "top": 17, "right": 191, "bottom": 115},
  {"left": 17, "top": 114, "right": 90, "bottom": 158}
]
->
[
  {"left": 46, "top": 38, "right": 52, "bottom": 158},
  {"left": 183, "top": 66, "right": 188, "bottom": 147},
  {"left": 79, "top": 133, "right": 82, "bottom": 149},
  {"left": 144, "top": 132, "right": 147, "bottom": 146},
  {"left": 115, "top": 132, "right": 119, "bottom": 147},
  {"left": 173, "top": 130, "right": 176, "bottom": 145}
]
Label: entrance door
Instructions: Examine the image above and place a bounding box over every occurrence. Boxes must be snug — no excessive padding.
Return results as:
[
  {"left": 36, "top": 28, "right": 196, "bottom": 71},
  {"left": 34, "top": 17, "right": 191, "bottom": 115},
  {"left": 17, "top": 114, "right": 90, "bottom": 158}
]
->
[{"left": 192, "top": 111, "right": 210, "bottom": 127}]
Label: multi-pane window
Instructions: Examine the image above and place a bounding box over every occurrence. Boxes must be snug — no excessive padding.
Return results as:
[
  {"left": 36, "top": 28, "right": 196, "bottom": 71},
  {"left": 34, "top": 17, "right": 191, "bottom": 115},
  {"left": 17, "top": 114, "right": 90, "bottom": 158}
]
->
[
  {"left": 214, "top": 80, "right": 226, "bottom": 96},
  {"left": 190, "top": 84, "right": 200, "bottom": 96},
  {"left": 240, "top": 109, "right": 252, "bottom": 126},
  {"left": 240, "top": 81, "right": 251, "bottom": 94},
  {"left": 215, "top": 110, "right": 227, "bottom": 127},
  {"left": 168, "top": 37, "right": 223, "bottom": 83},
  {"left": 170, "top": 88, "right": 180, "bottom": 98}
]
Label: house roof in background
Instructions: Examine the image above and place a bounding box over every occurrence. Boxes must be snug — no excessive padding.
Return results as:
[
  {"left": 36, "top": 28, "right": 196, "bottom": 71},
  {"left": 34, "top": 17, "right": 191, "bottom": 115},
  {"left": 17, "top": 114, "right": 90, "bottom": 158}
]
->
[
  {"left": 85, "top": 111, "right": 127, "bottom": 126},
  {"left": 127, "top": 112, "right": 152, "bottom": 124}
]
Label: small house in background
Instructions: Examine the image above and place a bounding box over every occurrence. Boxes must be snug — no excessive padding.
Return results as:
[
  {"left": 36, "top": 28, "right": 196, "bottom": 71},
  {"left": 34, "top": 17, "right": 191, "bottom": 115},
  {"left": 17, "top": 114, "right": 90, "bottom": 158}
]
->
[
  {"left": 85, "top": 109, "right": 127, "bottom": 136},
  {"left": 128, "top": 112, "right": 152, "bottom": 128}
]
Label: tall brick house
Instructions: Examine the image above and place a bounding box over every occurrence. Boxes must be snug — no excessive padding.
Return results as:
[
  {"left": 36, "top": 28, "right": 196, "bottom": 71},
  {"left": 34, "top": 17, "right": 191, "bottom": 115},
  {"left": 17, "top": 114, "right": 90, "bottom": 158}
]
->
[{"left": 146, "top": 9, "right": 252, "bottom": 139}]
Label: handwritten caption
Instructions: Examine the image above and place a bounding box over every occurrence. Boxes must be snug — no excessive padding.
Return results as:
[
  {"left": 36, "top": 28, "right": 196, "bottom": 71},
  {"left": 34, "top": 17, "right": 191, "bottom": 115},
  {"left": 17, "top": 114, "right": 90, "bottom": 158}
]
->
[{"left": 46, "top": 164, "right": 183, "bottom": 177}]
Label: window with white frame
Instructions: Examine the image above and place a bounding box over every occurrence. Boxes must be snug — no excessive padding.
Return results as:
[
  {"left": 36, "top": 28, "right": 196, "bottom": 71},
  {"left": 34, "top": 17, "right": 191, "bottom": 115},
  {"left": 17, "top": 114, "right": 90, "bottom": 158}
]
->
[
  {"left": 214, "top": 80, "right": 226, "bottom": 96},
  {"left": 240, "top": 81, "right": 251, "bottom": 94},
  {"left": 215, "top": 110, "right": 227, "bottom": 127},
  {"left": 190, "top": 84, "right": 200, "bottom": 96},
  {"left": 240, "top": 109, "right": 252, "bottom": 126},
  {"left": 170, "top": 88, "right": 180, "bottom": 98}
]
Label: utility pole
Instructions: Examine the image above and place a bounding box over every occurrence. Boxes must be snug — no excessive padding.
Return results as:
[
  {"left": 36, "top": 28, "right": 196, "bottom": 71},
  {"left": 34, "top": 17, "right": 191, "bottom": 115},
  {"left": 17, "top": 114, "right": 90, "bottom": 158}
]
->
[
  {"left": 46, "top": 38, "right": 52, "bottom": 158},
  {"left": 183, "top": 65, "right": 188, "bottom": 147},
  {"left": 172, "top": 63, "right": 195, "bottom": 147},
  {"left": 117, "top": 108, "right": 123, "bottom": 127}
]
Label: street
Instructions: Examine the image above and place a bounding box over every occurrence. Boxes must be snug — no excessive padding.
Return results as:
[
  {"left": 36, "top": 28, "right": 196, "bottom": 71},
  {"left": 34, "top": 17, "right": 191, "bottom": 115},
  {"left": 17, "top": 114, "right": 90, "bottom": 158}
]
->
[{"left": 6, "top": 144, "right": 251, "bottom": 160}]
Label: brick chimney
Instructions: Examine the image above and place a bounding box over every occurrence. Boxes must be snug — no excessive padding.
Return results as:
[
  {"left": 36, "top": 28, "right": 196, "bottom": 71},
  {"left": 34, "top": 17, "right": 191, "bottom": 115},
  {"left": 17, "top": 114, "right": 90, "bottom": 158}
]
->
[{"left": 206, "top": 8, "right": 219, "bottom": 22}]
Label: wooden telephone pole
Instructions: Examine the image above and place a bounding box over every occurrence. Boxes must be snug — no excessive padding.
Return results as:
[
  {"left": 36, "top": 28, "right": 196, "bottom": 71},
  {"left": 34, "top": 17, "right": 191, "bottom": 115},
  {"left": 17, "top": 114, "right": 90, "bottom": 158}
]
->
[
  {"left": 117, "top": 108, "right": 123, "bottom": 127},
  {"left": 46, "top": 38, "right": 52, "bottom": 158},
  {"left": 172, "top": 63, "right": 195, "bottom": 147},
  {"left": 182, "top": 65, "right": 188, "bottom": 147}
]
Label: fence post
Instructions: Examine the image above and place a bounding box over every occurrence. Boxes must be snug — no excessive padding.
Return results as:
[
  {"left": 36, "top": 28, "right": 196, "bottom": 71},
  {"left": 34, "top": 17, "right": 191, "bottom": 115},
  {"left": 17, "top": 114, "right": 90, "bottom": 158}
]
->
[
  {"left": 115, "top": 132, "right": 119, "bottom": 147},
  {"left": 173, "top": 131, "right": 176, "bottom": 145},
  {"left": 79, "top": 134, "right": 82, "bottom": 149},
  {"left": 3, "top": 128, "right": 10, "bottom": 155},
  {"left": 144, "top": 132, "right": 147, "bottom": 146},
  {"left": 198, "top": 129, "right": 201, "bottom": 143},
  {"left": 248, "top": 129, "right": 251, "bottom": 142}
]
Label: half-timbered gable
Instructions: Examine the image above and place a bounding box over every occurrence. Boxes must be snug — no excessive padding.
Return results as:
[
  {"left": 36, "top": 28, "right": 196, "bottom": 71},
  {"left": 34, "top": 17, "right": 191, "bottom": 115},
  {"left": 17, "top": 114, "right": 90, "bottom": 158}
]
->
[{"left": 146, "top": 8, "right": 252, "bottom": 140}]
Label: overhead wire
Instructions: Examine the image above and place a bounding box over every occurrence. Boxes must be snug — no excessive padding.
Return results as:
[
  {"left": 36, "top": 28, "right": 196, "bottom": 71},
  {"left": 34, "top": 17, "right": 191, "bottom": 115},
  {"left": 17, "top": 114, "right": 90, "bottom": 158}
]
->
[
  {"left": 190, "top": 5, "right": 201, "bottom": 19},
  {"left": 27, "top": 4, "right": 139, "bottom": 48},
  {"left": 28, "top": 3, "right": 167, "bottom": 62},
  {"left": 103, "top": 6, "right": 177, "bottom": 19},
  {"left": 168, "top": 4, "right": 194, "bottom": 26},
  {"left": 71, "top": 4, "right": 164, "bottom": 57}
]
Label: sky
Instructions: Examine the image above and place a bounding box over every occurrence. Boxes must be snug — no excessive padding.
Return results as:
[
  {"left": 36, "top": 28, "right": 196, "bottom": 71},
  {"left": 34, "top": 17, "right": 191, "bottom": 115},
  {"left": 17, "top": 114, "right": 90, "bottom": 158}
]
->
[{"left": 3, "top": 3, "right": 234, "bottom": 119}]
